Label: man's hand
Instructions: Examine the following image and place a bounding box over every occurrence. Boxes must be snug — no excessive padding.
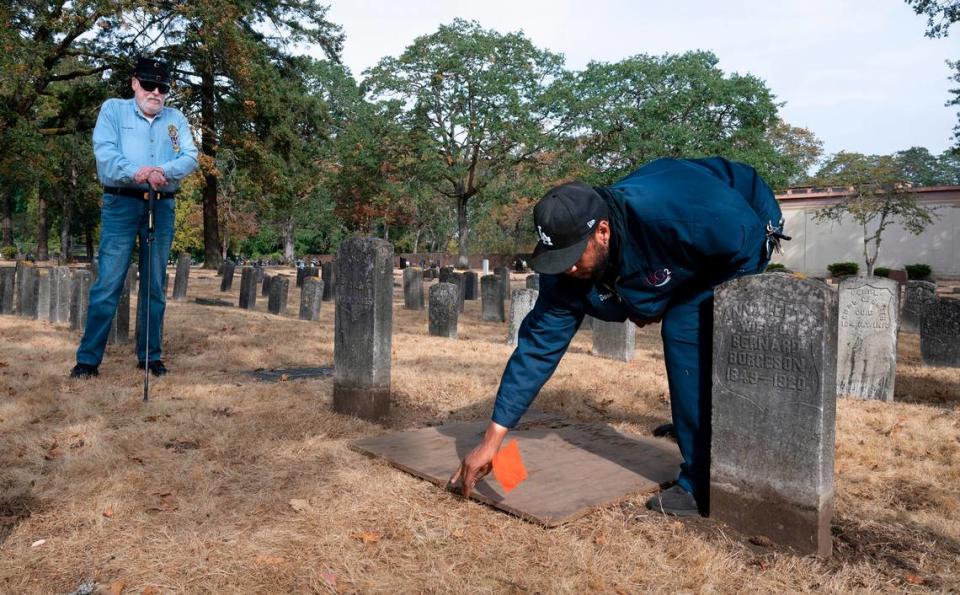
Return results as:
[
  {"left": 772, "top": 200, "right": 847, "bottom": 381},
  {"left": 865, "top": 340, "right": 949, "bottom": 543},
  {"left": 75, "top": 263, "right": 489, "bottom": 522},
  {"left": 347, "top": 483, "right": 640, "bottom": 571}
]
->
[
  {"left": 133, "top": 166, "right": 156, "bottom": 183},
  {"left": 147, "top": 168, "right": 167, "bottom": 190},
  {"left": 629, "top": 314, "right": 663, "bottom": 328},
  {"left": 448, "top": 421, "right": 509, "bottom": 499}
]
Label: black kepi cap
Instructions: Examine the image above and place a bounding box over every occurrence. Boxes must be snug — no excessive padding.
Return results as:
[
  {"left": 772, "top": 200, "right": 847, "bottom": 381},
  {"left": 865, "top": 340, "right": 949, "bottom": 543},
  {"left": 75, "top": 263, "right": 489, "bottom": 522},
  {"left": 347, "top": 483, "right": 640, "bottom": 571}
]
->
[
  {"left": 530, "top": 181, "right": 608, "bottom": 275},
  {"left": 134, "top": 56, "right": 171, "bottom": 84}
]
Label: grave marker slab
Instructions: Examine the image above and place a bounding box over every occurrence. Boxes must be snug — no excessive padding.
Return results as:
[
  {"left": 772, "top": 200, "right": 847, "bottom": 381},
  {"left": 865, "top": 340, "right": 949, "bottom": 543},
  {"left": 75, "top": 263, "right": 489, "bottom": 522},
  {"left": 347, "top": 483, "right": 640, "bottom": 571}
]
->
[
  {"left": 49, "top": 267, "right": 72, "bottom": 323},
  {"left": 495, "top": 266, "right": 510, "bottom": 302},
  {"left": 333, "top": 237, "right": 393, "bottom": 421},
  {"left": 450, "top": 272, "right": 466, "bottom": 313},
  {"left": 481, "top": 274, "right": 505, "bottom": 322},
  {"left": 18, "top": 264, "right": 39, "bottom": 318},
  {"left": 69, "top": 269, "right": 93, "bottom": 331},
  {"left": 526, "top": 273, "right": 540, "bottom": 290},
  {"left": 464, "top": 271, "right": 479, "bottom": 300},
  {"left": 0, "top": 266, "right": 15, "bottom": 314},
  {"left": 836, "top": 277, "right": 899, "bottom": 401},
  {"left": 220, "top": 260, "right": 236, "bottom": 292},
  {"left": 403, "top": 267, "right": 424, "bottom": 310},
  {"left": 195, "top": 297, "right": 233, "bottom": 307},
  {"left": 251, "top": 366, "right": 334, "bottom": 382},
  {"left": 13, "top": 260, "right": 24, "bottom": 313},
  {"left": 429, "top": 283, "right": 459, "bottom": 339},
  {"left": 591, "top": 319, "right": 635, "bottom": 361},
  {"left": 238, "top": 266, "right": 258, "bottom": 310},
  {"left": 268, "top": 275, "right": 289, "bottom": 315},
  {"left": 36, "top": 269, "right": 52, "bottom": 322},
  {"left": 300, "top": 276, "right": 323, "bottom": 321},
  {"left": 920, "top": 298, "right": 960, "bottom": 367},
  {"left": 482, "top": 259, "right": 490, "bottom": 275},
  {"left": 107, "top": 268, "right": 132, "bottom": 345},
  {"left": 172, "top": 253, "right": 191, "bottom": 301},
  {"left": 711, "top": 273, "right": 838, "bottom": 557},
  {"left": 262, "top": 274, "right": 273, "bottom": 297},
  {"left": 902, "top": 280, "right": 936, "bottom": 333},
  {"left": 439, "top": 266, "right": 454, "bottom": 284},
  {"left": 321, "top": 261, "right": 336, "bottom": 302},
  {"left": 508, "top": 288, "right": 538, "bottom": 347}
]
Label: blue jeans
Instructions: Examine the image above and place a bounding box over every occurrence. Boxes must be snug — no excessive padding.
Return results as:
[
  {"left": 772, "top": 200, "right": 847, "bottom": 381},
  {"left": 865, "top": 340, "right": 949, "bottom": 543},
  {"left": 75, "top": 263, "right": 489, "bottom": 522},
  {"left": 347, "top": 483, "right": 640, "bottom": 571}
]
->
[{"left": 76, "top": 193, "right": 175, "bottom": 366}]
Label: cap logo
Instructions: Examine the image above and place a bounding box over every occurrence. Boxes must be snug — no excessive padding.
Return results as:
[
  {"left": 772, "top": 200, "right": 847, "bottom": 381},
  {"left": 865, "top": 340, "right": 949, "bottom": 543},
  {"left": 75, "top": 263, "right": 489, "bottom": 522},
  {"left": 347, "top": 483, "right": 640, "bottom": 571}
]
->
[
  {"left": 537, "top": 225, "right": 553, "bottom": 246},
  {"left": 586, "top": 219, "right": 595, "bottom": 229}
]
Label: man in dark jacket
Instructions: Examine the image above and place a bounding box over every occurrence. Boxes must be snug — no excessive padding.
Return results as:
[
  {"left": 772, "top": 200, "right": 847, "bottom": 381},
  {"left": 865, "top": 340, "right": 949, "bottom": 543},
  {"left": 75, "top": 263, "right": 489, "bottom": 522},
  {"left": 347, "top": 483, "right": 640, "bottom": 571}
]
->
[{"left": 449, "top": 157, "right": 785, "bottom": 516}]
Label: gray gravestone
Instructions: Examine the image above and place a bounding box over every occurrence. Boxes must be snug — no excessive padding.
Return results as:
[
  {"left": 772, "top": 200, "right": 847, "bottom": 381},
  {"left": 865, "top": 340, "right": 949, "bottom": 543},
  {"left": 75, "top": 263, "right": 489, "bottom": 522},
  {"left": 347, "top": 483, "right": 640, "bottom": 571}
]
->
[
  {"left": 482, "top": 259, "right": 490, "bottom": 275},
  {"left": 163, "top": 272, "right": 169, "bottom": 296},
  {"left": 526, "top": 273, "right": 540, "bottom": 290},
  {"left": 481, "top": 274, "right": 505, "bottom": 322},
  {"left": 403, "top": 267, "right": 424, "bottom": 310},
  {"left": 107, "top": 267, "right": 132, "bottom": 345},
  {"left": 0, "top": 266, "right": 15, "bottom": 314},
  {"left": 439, "top": 266, "right": 454, "bottom": 284},
  {"left": 220, "top": 260, "right": 236, "bottom": 291},
  {"left": 268, "top": 275, "right": 289, "bottom": 315},
  {"left": 18, "top": 264, "right": 39, "bottom": 318},
  {"left": 591, "top": 319, "right": 636, "bottom": 361},
  {"left": 333, "top": 237, "right": 393, "bottom": 421},
  {"left": 450, "top": 272, "right": 466, "bottom": 313},
  {"left": 238, "top": 266, "right": 258, "bottom": 310},
  {"left": 920, "top": 298, "right": 960, "bottom": 367},
  {"left": 464, "top": 271, "right": 479, "bottom": 300},
  {"left": 711, "top": 274, "right": 838, "bottom": 557},
  {"left": 901, "top": 280, "right": 936, "bottom": 333},
  {"left": 50, "top": 267, "right": 71, "bottom": 323},
  {"left": 321, "top": 261, "right": 336, "bottom": 302},
  {"left": 254, "top": 266, "right": 265, "bottom": 283},
  {"left": 429, "top": 282, "right": 459, "bottom": 339},
  {"left": 36, "top": 269, "right": 52, "bottom": 322},
  {"left": 172, "top": 253, "right": 191, "bottom": 301},
  {"left": 508, "top": 288, "right": 539, "bottom": 347},
  {"left": 69, "top": 269, "right": 93, "bottom": 331},
  {"left": 217, "top": 262, "right": 224, "bottom": 275},
  {"left": 296, "top": 267, "right": 306, "bottom": 288},
  {"left": 262, "top": 274, "right": 273, "bottom": 297},
  {"left": 836, "top": 277, "right": 899, "bottom": 401},
  {"left": 495, "top": 266, "right": 510, "bottom": 303},
  {"left": 13, "top": 260, "right": 24, "bottom": 314},
  {"left": 299, "top": 276, "right": 323, "bottom": 321}
]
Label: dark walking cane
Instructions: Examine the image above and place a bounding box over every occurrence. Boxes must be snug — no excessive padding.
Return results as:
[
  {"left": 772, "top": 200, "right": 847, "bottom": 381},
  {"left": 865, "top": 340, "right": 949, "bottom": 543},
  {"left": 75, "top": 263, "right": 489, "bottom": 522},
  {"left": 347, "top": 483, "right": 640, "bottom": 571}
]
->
[{"left": 143, "top": 187, "right": 157, "bottom": 402}]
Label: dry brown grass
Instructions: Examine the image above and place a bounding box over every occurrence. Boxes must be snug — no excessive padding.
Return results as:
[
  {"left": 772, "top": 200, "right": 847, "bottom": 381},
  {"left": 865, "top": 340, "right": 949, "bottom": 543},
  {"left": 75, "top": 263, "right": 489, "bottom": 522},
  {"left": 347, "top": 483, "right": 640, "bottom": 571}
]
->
[{"left": 0, "top": 268, "right": 958, "bottom": 593}]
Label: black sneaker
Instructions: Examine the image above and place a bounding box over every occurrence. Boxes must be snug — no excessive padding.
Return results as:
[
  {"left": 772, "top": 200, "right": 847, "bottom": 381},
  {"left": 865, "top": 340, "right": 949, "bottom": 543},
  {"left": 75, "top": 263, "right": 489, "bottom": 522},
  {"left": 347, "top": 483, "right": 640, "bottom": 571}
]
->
[
  {"left": 137, "top": 360, "right": 168, "bottom": 377},
  {"left": 70, "top": 363, "right": 99, "bottom": 379},
  {"left": 652, "top": 423, "right": 676, "bottom": 439},
  {"left": 645, "top": 485, "right": 700, "bottom": 517}
]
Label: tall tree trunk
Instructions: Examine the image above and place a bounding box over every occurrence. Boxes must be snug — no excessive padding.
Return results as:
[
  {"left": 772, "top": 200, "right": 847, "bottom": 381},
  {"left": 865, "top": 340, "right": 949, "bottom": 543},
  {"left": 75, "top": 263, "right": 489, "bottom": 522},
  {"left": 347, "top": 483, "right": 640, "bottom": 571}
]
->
[
  {"left": 456, "top": 195, "right": 469, "bottom": 269},
  {"left": 1, "top": 191, "right": 12, "bottom": 248},
  {"left": 200, "top": 65, "right": 221, "bottom": 269},
  {"left": 60, "top": 185, "right": 72, "bottom": 264},
  {"left": 412, "top": 228, "right": 421, "bottom": 255},
  {"left": 282, "top": 218, "right": 295, "bottom": 262},
  {"left": 37, "top": 185, "right": 49, "bottom": 261}
]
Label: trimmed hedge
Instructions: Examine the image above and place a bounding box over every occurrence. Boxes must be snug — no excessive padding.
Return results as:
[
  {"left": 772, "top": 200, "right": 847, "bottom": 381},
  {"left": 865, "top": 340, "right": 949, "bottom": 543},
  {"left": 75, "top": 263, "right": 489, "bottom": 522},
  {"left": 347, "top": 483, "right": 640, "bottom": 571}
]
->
[
  {"left": 905, "top": 264, "right": 932, "bottom": 280},
  {"left": 765, "top": 263, "right": 788, "bottom": 272},
  {"left": 827, "top": 262, "right": 859, "bottom": 277},
  {"left": 0, "top": 246, "right": 16, "bottom": 260},
  {"left": 873, "top": 267, "right": 891, "bottom": 278}
]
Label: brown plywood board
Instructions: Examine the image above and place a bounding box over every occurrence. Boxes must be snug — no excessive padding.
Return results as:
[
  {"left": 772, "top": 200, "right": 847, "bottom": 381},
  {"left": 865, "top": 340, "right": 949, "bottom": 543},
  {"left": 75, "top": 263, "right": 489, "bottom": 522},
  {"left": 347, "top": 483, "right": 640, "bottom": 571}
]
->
[{"left": 350, "top": 416, "right": 682, "bottom": 527}]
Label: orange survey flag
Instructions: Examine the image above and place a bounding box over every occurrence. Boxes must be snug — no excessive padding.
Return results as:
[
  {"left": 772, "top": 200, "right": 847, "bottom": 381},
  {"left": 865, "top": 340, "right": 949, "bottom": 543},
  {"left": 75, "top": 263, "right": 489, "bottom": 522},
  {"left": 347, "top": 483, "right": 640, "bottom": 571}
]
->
[{"left": 492, "top": 439, "right": 528, "bottom": 493}]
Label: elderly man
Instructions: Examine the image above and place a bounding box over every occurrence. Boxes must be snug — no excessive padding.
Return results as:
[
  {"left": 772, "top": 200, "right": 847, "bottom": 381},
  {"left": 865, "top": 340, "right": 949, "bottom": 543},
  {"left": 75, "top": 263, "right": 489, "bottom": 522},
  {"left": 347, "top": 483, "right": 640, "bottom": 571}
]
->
[
  {"left": 449, "top": 157, "right": 786, "bottom": 516},
  {"left": 70, "top": 56, "right": 198, "bottom": 379}
]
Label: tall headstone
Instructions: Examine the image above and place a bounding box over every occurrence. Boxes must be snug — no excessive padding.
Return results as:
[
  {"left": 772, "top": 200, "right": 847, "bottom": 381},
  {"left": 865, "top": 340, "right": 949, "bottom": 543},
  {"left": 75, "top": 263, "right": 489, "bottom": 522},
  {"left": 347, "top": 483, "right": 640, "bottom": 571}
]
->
[
  {"left": 262, "top": 273, "right": 273, "bottom": 297},
  {"left": 429, "top": 282, "right": 459, "bottom": 339},
  {"left": 439, "top": 266, "right": 454, "bottom": 284},
  {"left": 403, "top": 267, "right": 424, "bottom": 310},
  {"left": 13, "top": 260, "right": 24, "bottom": 314},
  {"left": 36, "top": 269, "right": 52, "bottom": 322},
  {"left": 901, "top": 280, "right": 936, "bottom": 333},
  {"left": 69, "top": 269, "right": 93, "bottom": 331},
  {"left": 507, "top": 288, "right": 538, "bottom": 347},
  {"left": 107, "top": 268, "right": 132, "bottom": 345},
  {"left": 920, "top": 298, "right": 960, "bottom": 367},
  {"left": 254, "top": 265, "right": 265, "bottom": 283},
  {"left": 18, "top": 264, "right": 39, "bottom": 318},
  {"left": 526, "top": 273, "right": 540, "bottom": 290},
  {"left": 482, "top": 259, "right": 490, "bottom": 275},
  {"left": 172, "top": 253, "right": 191, "bottom": 301},
  {"left": 711, "top": 274, "right": 838, "bottom": 557},
  {"left": 495, "top": 266, "right": 510, "bottom": 303},
  {"left": 836, "top": 277, "right": 899, "bottom": 401},
  {"left": 219, "top": 260, "right": 236, "bottom": 292},
  {"left": 591, "top": 320, "right": 636, "bottom": 361},
  {"left": 333, "top": 237, "right": 393, "bottom": 421},
  {"left": 50, "top": 266, "right": 71, "bottom": 323},
  {"left": 296, "top": 266, "right": 307, "bottom": 288},
  {"left": 450, "top": 272, "right": 466, "bottom": 313},
  {"left": 0, "top": 266, "right": 15, "bottom": 314},
  {"left": 238, "top": 266, "right": 258, "bottom": 310},
  {"left": 481, "top": 274, "right": 505, "bottom": 322},
  {"left": 299, "top": 277, "right": 323, "bottom": 321},
  {"left": 464, "top": 271, "right": 479, "bottom": 300},
  {"left": 268, "top": 275, "right": 289, "bottom": 315},
  {"left": 321, "top": 261, "right": 336, "bottom": 302}
]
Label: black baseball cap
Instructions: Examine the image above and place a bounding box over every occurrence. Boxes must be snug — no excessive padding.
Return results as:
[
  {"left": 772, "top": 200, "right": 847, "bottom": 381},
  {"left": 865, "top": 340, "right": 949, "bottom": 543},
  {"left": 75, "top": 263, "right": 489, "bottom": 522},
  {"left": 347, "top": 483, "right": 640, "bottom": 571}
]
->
[
  {"left": 530, "top": 181, "right": 608, "bottom": 274},
  {"left": 134, "top": 56, "right": 172, "bottom": 85}
]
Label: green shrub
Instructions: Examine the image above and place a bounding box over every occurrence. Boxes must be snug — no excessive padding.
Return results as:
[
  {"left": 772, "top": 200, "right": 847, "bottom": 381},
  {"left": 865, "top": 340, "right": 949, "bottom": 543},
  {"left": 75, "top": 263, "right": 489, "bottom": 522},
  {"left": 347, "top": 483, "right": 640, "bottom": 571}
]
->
[
  {"left": 827, "top": 262, "right": 859, "bottom": 277},
  {"left": 765, "top": 263, "right": 788, "bottom": 272},
  {"left": 873, "top": 267, "right": 891, "bottom": 278},
  {"left": 0, "top": 246, "right": 16, "bottom": 260},
  {"left": 905, "top": 264, "right": 931, "bottom": 280}
]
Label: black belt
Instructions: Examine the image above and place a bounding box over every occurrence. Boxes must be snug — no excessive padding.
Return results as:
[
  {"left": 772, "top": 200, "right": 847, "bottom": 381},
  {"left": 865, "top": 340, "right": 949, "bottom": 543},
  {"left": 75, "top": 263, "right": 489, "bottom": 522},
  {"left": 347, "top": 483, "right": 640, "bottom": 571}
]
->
[{"left": 103, "top": 186, "right": 177, "bottom": 200}]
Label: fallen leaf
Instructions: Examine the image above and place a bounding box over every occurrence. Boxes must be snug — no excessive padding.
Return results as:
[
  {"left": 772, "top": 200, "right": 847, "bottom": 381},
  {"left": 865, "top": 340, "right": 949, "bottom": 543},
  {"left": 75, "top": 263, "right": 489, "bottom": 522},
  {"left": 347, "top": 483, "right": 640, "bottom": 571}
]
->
[
  {"left": 110, "top": 579, "right": 126, "bottom": 595},
  {"left": 129, "top": 457, "right": 145, "bottom": 465},
  {"left": 321, "top": 572, "right": 337, "bottom": 588},
  {"left": 103, "top": 506, "right": 114, "bottom": 518},
  {"left": 593, "top": 533, "right": 606, "bottom": 545},
  {"left": 905, "top": 573, "right": 925, "bottom": 585},
  {"left": 354, "top": 531, "right": 381, "bottom": 544},
  {"left": 31, "top": 539, "right": 45, "bottom": 548},
  {"left": 288, "top": 499, "right": 311, "bottom": 513},
  {"left": 749, "top": 535, "right": 774, "bottom": 547}
]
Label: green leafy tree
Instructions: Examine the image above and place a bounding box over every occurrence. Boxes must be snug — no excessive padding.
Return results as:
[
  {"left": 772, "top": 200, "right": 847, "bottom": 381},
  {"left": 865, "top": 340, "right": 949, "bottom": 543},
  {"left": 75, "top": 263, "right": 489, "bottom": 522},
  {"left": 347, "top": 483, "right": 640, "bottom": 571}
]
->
[
  {"left": 906, "top": 0, "right": 960, "bottom": 147},
  {"left": 813, "top": 152, "right": 939, "bottom": 276},
  {"left": 365, "top": 19, "right": 566, "bottom": 267}
]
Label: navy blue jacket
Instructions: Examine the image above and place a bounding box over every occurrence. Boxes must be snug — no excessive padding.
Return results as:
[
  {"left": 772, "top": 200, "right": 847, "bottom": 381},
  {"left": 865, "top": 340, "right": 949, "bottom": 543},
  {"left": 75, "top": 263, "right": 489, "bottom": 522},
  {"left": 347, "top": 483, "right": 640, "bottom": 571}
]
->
[{"left": 492, "top": 157, "right": 782, "bottom": 428}]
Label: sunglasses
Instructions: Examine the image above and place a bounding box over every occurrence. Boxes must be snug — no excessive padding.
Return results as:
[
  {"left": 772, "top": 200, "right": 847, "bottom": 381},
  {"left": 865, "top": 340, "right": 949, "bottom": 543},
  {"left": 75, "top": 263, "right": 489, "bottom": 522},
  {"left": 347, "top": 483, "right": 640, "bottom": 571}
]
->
[{"left": 137, "top": 79, "right": 170, "bottom": 94}]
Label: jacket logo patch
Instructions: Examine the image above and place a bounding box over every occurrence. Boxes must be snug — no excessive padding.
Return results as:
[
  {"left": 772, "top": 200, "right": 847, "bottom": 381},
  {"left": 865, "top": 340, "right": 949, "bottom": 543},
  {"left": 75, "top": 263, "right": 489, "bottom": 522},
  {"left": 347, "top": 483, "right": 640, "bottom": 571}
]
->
[
  {"left": 537, "top": 225, "right": 553, "bottom": 246},
  {"left": 645, "top": 268, "right": 672, "bottom": 288},
  {"left": 168, "top": 124, "right": 180, "bottom": 153}
]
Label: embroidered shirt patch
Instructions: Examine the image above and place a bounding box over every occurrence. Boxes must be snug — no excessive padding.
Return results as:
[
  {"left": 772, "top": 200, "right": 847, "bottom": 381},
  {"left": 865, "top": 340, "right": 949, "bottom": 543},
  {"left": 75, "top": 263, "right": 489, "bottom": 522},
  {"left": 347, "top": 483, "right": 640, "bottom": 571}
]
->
[
  {"left": 168, "top": 124, "right": 180, "bottom": 153},
  {"left": 645, "top": 268, "right": 672, "bottom": 288}
]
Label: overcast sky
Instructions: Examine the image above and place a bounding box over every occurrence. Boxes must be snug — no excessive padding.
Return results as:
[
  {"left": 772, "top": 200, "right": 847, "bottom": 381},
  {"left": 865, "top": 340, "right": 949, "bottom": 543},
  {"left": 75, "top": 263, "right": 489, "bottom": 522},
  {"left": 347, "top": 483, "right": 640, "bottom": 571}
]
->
[{"left": 324, "top": 0, "right": 959, "bottom": 158}]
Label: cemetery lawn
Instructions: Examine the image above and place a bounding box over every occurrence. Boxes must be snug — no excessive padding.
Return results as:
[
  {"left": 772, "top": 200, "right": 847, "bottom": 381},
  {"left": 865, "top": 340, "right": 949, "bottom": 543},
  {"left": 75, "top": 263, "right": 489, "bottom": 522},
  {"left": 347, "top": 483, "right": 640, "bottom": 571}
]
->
[{"left": 0, "top": 268, "right": 958, "bottom": 593}]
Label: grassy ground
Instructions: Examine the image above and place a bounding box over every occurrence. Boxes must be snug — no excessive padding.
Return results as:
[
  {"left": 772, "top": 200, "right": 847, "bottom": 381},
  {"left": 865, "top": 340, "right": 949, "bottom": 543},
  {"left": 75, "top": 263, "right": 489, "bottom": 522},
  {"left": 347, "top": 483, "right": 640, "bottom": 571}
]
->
[{"left": 0, "top": 267, "right": 958, "bottom": 593}]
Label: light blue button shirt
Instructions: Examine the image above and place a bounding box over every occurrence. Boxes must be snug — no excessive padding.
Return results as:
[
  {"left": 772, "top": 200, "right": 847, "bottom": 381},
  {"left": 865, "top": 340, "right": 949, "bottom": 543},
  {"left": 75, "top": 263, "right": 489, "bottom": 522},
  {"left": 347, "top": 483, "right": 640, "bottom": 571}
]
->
[{"left": 92, "top": 98, "right": 199, "bottom": 192}]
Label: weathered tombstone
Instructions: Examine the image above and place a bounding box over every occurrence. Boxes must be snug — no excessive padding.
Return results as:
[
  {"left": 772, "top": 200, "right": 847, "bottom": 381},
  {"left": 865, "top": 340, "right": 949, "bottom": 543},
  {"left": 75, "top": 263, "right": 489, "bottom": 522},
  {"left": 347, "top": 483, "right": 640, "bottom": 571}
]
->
[
  {"left": 481, "top": 274, "right": 505, "bottom": 322},
  {"left": 238, "top": 266, "right": 258, "bottom": 310},
  {"left": 18, "top": 264, "right": 39, "bottom": 318},
  {"left": 482, "top": 259, "right": 490, "bottom": 275},
  {"left": 507, "top": 288, "right": 538, "bottom": 347},
  {"left": 220, "top": 260, "right": 236, "bottom": 292},
  {"left": 591, "top": 320, "right": 635, "bottom": 361},
  {"left": 217, "top": 261, "right": 224, "bottom": 276},
  {"left": 262, "top": 273, "right": 273, "bottom": 297},
  {"left": 495, "top": 266, "right": 510, "bottom": 303},
  {"left": 836, "top": 277, "right": 899, "bottom": 401},
  {"left": 299, "top": 276, "right": 323, "bottom": 321},
  {"left": 36, "top": 269, "right": 52, "bottom": 322},
  {"left": 268, "top": 275, "right": 289, "bottom": 315},
  {"left": 172, "top": 253, "right": 191, "bottom": 301},
  {"left": 450, "top": 272, "right": 466, "bottom": 313},
  {"left": 321, "top": 261, "right": 336, "bottom": 302},
  {"left": 902, "top": 280, "right": 936, "bottom": 333},
  {"left": 0, "top": 266, "right": 15, "bottom": 314},
  {"left": 429, "top": 282, "right": 459, "bottom": 339},
  {"left": 163, "top": 272, "right": 169, "bottom": 296},
  {"left": 69, "top": 269, "right": 93, "bottom": 331},
  {"left": 464, "top": 271, "right": 479, "bottom": 300},
  {"left": 296, "top": 266, "right": 306, "bottom": 288},
  {"left": 711, "top": 274, "right": 838, "bottom": 557},
  {"left": 920, "top": 298, "right": 960, "bottom": 367},
  {"left": 526, "top": 273, "right": 540, "bottom": 290},
  {"left": 333, "top": 237, "right": 393, "bottom": 421},
  {"left": 107, "top": 269, "right": 132, "bottom": 345},
  {"left": 403, "top": 267, "right": 424, "bottom": 310},
  {"left": 50, "top": 267, "right": 71, "bottom": 323},
  {"left": 13, "top": 260, "right": 24, "bottom": 313},
  {"left": 254, "top": 265, "right": 265, "bottom": 283},
  {"left": 439, "top": 266, "right": 454, "bottom": 284}
]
